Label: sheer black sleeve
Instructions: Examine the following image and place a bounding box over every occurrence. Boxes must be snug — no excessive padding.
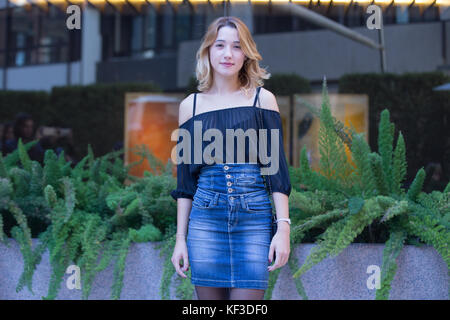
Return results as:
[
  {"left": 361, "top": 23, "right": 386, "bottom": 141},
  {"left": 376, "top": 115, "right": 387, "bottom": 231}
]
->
[
  {"left": 170, "top": 162, "right": 197, "bottom": 201},
  {"left": 170, "top": 123, "right": 197, "bottom": 201},
  {"left": 262, "top": 110, "right": 292, "bottom": 197}
]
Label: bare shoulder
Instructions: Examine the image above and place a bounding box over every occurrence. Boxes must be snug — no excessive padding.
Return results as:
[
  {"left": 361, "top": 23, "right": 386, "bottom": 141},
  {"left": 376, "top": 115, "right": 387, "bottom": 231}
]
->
[
  {"left": 178, "top": 93, "right": 196, "bottom": 126},
  {"left": 258, "top": 87, "right": 280, "bottom": 113}
]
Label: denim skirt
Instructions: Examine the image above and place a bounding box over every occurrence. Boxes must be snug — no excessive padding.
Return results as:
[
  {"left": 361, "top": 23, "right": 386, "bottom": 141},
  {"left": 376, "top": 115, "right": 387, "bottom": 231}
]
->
[{"left": 187, "top": 163, "right": 273, "bottom": 290}]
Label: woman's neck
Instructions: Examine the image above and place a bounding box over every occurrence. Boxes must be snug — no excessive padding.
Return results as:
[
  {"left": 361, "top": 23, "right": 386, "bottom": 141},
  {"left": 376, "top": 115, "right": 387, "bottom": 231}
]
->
[{"left": 207, "top": 75, "right": 241, "bottom": 95}]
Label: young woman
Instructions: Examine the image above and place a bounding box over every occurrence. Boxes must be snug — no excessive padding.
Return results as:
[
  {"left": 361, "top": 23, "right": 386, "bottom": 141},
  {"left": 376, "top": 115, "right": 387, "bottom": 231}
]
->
[{"left": 170, "top": 16, "right": 291, "bottom": 300}]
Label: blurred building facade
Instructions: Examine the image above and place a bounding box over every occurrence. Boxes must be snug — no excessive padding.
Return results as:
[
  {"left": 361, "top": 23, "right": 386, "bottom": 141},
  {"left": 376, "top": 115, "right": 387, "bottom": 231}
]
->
[{"left": 0, "top": 0, "right": 449, "bottom": 93}]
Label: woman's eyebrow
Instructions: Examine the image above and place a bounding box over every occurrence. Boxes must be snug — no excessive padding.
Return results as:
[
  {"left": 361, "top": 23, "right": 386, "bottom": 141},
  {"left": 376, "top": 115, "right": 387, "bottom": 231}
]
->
[{"left": 215, "top": 39, "right": 241, "bottom": 43}]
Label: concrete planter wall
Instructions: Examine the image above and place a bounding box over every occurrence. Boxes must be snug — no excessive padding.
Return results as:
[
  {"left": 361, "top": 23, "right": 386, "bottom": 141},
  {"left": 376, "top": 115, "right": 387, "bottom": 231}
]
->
[{"left": 0, "top": 239, "right": 448, "bottom": 300}]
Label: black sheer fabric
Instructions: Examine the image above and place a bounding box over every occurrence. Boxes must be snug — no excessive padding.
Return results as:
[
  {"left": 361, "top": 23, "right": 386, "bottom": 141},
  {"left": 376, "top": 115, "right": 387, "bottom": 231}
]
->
[{"left": 170, "top": 90, "right": 291, "bottom": 201}]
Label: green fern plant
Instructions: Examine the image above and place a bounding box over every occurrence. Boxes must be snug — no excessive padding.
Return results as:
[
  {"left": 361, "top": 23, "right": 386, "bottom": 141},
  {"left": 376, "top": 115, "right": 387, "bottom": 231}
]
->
[
  {"left": 288, "top": 78, "right": 449, "bottom": 300},
  {"left": 1, "top": 139, "right": 177, "bottom": 300}
]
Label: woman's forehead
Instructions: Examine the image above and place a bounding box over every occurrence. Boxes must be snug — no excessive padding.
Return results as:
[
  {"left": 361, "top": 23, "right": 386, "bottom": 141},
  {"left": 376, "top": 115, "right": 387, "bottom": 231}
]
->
[{"left": 216, "top": 26, "right": 239, "bottom": 42}]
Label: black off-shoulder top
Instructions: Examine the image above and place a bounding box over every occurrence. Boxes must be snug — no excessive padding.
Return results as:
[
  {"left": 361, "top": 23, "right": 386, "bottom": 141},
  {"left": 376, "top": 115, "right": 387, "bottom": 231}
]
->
[{"left": 170, "top": 86, "right": 291, "bottom": 201}]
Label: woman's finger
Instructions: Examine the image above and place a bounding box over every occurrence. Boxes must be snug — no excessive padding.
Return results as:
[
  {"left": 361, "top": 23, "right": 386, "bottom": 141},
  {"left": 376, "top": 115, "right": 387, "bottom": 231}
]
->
[
  {"left": 182, "top": 255, "right": 189, "bottom": 272},
  {"left": 173, "top": 256, "right": 186, "bottom": 278},
  {"left": 268, "top": 244, "right": 275, "bottom": 263},
  {"left": 268, "top": 252, "right": 281, "bottom": 271}
]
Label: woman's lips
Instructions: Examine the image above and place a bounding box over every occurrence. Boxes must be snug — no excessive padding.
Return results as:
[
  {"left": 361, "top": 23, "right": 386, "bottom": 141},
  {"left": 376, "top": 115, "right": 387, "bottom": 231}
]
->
[{"left": 221, "top": 63, "right": 234, "bottom": 67}]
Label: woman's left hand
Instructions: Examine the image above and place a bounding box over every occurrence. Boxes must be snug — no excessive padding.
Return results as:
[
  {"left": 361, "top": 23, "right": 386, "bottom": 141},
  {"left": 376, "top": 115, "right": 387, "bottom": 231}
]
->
[{"left": 268, "top": 227, "right": 290, "bottom": 272}]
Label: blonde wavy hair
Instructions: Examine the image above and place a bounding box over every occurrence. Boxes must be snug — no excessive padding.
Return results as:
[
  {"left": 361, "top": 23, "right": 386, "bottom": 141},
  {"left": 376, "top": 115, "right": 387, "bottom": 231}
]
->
[{"left": 195, "top": 16, "right": 270, "bottom": 93}]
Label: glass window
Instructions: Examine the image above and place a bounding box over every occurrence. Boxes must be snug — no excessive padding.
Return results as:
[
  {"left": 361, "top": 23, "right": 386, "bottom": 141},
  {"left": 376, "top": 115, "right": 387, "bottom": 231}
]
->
[
  {"left": 423, "top": 5, "right": 439, "bottom": 22},
  {"left": 204, "top": 2, "right": 223, "bottom": 28},
  {"left": 409, "top": 6, "right": 422, "bottom": 23},
  {"left": 144, "top": 5, "right": 157, "bottom": 49},
  {"left": 440, "top": 6, "right": 450, "bottom": 20},
  {"left": 35, "top": 42, "right": 68, "bottom": 64},
  {"left": 383, "top": 4, "right": 397, "bottom": 25},
  {"left": 162, "top": 3, "right": 174, "bottom": 48},
  {"left": 328, "top": 4, "right": 345, "bottom": 25},
  {"left": 396, "top": 5, "right": 409, "bottom": 24},
  {"left": 192, "top": 4, "right": 205, "bottom": 40},
  {"left": 268, "top": 4, "right": 293, "bottom": 33},
  {"left": 41, "top": 5, "right": 69, "bottom": 47},
  {"left": 131, "top": 15, "right": 143, "bottom": 52},
  {"left": 0, "top": 9, "right": 6, "bottom": 51},
  {"left": 175, "top": 2, "right": 191, "bottom": 44},
  {"left": 6, "top": 4, "right": 71, "bottom": 66},
  {"left": 10, "top": 6, "right": 38, "bottom": 50},
  {"left": 7, "top": 49, "right": 27, "bottom": 66},
  {"left": 252, "top": 3, "right": 269, "bottom": 34},
  {"left": 346, "top": 3, "right": 365, "bottom": 28}
]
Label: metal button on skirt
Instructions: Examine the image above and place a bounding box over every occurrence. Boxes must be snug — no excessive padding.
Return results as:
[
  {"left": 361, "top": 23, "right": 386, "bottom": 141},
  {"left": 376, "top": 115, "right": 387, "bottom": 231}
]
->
[{"left": 187, "top": 163, "right": 273, "bottom": 289}]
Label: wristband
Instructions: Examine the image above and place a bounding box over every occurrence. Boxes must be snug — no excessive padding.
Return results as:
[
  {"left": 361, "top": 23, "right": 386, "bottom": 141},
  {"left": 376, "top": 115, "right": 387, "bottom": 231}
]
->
[{"left": 276, "top": 218, "right": 291, "bottom": 225}]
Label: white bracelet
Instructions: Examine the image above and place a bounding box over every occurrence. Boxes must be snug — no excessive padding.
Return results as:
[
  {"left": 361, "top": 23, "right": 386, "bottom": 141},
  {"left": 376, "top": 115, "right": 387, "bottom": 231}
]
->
[{"left": 276, "top": 218, "right": 291, "bottom": 225}]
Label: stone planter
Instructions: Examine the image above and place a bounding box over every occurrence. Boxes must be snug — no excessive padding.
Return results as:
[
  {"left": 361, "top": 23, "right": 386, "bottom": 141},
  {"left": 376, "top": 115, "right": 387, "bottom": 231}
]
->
[{"left": 0, "top": 239, "right": 447, "bottom": 300}]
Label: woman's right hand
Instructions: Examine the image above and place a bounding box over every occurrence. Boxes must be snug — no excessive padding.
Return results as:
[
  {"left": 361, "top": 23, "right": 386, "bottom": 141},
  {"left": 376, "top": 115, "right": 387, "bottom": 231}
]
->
[{"left": 171, "top": 239, "right": 189, "bottom": 278}]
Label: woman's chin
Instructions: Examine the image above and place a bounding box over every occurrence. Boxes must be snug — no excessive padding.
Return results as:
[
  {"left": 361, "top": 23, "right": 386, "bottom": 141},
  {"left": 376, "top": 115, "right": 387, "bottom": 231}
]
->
[{"left": 214, "top": 70, "right": 239, "bottom": 78}]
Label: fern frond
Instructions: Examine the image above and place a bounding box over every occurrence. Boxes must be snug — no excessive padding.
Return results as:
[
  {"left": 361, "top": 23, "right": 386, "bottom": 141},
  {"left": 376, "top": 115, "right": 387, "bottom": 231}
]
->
[
  {"left": 111, "top": 232, "right": 131, "bottom": 300},
  {"left": 392, "top": 132, "right": 407, "bottom": 195},
  {"left": 17, "top": 138, "right": 32, "bottom": 172},
  {"left": 0, "top": 152, "right": 8, "bottom": 178},
  {"left": 317, "top": 80, "right": 353, "bottom": 192},
  {"left": 407, "top": 168, "right": 426, "bottom": 201},
  {"left": 292, "top": 218, "right": 348, "bottom": 278},
  {"left": 380, "top": 200, "right": 409, "bottom": 223},
  {"left": 378, "top": 109, "right": 394, "bottom": 194},
  {"left": 11, "top": 226, "right": 35, "bottom": 293},
  {"left": 291, "top": 208, "right": 346, "bottom": 237},
  {"left": 43, "top": 149, "right": 63, "bottom": 195},
  {"left": 331, "top": 197, "right": 384, "bottom": 256},
  {"left": 369, "top": 153, "right": 389, "bottom": 195},
  {"left": 351, "top": 133, "right": 377, "bottom": 198},
  {"left": 288, "top": 189, "right": 326, "bottom": 216},
  {"left": 376, "top": 229, "right": 407, "bottom": 300}
]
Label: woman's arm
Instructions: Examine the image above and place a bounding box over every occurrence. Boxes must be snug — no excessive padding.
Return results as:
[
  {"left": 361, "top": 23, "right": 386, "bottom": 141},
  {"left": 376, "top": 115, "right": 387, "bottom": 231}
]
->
[
  {"left": 273, "top": 192, "right": 290, "bottom": 233},
  {"left": 171, "top": 95, "right": 197, "bottom": 278},
  {"left": 174, "top": 94, "right": 196, "bottom": 241},
  {"left": 172, "top": 197, "right": 192, "bottom": 277},
  {"left": 175, "top": 198, "right": 192, "bottom": 242},
  {"left": 259, "top": 88, "right": 291, "bottom": 271}
]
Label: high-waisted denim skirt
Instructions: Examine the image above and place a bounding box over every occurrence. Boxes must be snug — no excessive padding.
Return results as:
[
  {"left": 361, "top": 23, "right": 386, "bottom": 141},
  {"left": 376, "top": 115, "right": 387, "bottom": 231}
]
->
[{"left": 187, "top": 163, "right": 273, "bottom": 290}]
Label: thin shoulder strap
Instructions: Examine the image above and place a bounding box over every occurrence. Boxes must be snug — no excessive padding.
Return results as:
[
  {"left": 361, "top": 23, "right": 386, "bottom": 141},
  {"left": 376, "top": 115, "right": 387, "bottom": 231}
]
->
[
  {"left": 252, "top": 86, "right": 262, "bottom": 108},
  {"left": 193, "top": 93, "right": 197, "bottom": 116}
]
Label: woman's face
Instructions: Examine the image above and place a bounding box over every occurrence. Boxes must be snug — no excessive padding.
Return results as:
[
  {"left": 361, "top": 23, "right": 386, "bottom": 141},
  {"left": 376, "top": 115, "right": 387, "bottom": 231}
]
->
[{"left": 209, "top": 26, "right": 246, "bottom": 80}]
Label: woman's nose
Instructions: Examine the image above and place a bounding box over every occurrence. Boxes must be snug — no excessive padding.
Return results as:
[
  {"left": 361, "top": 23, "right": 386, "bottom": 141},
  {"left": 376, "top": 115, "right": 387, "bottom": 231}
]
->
[{"left": 224, "top": 45, "right": 232, "bottom": 57}]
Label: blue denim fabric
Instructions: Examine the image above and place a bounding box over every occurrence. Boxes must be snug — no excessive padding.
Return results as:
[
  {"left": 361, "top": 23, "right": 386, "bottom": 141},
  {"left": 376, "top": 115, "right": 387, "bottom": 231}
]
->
[{"left": 187, "top": 163, "right": 273, "bottom": 289}]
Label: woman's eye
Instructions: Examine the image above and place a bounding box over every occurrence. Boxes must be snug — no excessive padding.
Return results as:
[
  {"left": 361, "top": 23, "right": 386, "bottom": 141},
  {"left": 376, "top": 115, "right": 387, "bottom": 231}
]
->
[
  {"left": 216, "top": 44, "right": 223, "bottom": 47},
  {"left": 234, "top": 46, "right": 241, "bottom": 49}
]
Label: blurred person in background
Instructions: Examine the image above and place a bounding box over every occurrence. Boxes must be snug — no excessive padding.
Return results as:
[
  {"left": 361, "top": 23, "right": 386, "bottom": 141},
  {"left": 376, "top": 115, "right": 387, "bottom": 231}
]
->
[
  {"left": 56, "top": 133, "right": 78, "bottom": 166},
  {"left": 1, "top": 121, "right": 14, "bottom": 156},
  {"left": 3, "top": 112, "right": 45, "bottom": 164},
  {"left": 424, "top": 162, "right": 447, "bottom": 193},
  {"left": 113, "top": 141, "right": 124, "bottom": 161}
]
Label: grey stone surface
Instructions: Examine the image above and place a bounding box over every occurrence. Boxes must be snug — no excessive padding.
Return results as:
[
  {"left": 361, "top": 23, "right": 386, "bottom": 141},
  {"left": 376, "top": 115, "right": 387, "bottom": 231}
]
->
[
  {"left": 272, "top": 243, "right": 448, "bottom": 300},
  {"left": 0, "top": 239, "right": 447, "bottom": 300}
]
